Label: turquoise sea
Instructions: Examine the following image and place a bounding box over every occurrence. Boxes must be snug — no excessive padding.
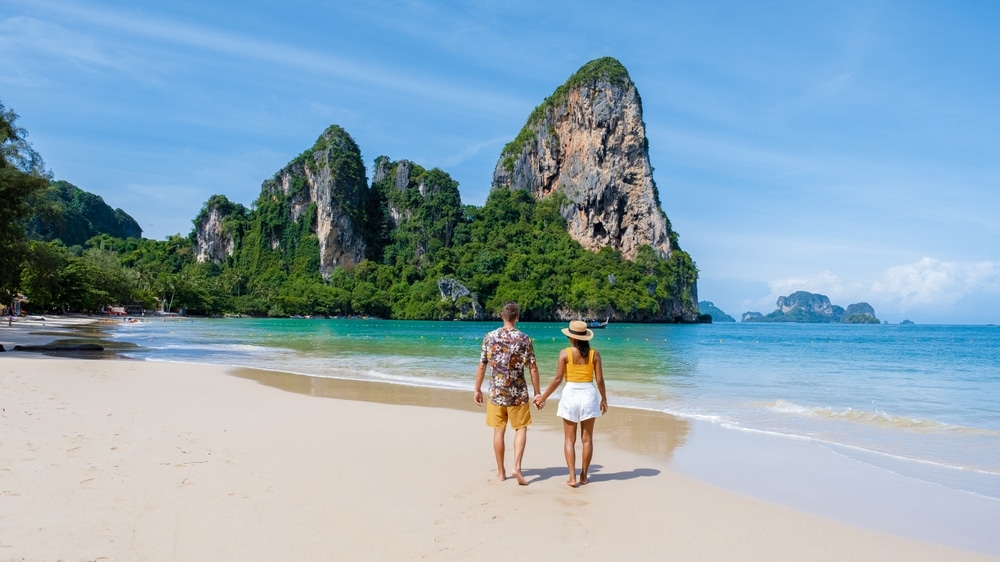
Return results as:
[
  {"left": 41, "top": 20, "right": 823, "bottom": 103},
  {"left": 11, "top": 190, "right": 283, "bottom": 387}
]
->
[{"left": 110, "top": 318, "right": 1000, "bottom": 502}]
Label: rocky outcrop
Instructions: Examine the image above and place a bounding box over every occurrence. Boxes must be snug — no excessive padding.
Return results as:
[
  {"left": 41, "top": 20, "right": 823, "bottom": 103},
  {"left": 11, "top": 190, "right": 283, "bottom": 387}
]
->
[
  {"left": 370, "top": 156, "right": 463, "bottom": 265},
  {"left": 194, "top": 195, "right": 245, "bottom": 264},
  {"left": 260, "top": 126, "right": 369, "bottom": 280},
  {"left": 777, "top": 291, "right": 844, "bottom": 318},
  {"left": 743, "top": 292, "right": 880, "bottom": 323},
  {"left": 843, "top": 302, "right": 879, "bottom": 324},
  {"left": 437, "top": 277, "right": 484, "bottom": 320},
  {"left": 491, "top": 57, "right": 675, "bottom": 261},
  {"left": 373, "top": 156, "right": 413, "bottom": 226},
  {"left": 699, "top": 301, "right": 735, "bottom": 322}
]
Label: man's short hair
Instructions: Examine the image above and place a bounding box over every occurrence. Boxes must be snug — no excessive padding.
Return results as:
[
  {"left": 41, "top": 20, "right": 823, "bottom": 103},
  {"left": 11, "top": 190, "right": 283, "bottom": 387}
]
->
[{"left": 501, "top": 301, "right": 520, "bottom": 321}]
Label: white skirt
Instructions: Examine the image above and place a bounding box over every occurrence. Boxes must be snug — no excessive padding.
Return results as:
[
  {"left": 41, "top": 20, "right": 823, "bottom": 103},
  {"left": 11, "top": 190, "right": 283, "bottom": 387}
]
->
[{"left": 556, "top": 382, "right": 602, "bottom": 423}]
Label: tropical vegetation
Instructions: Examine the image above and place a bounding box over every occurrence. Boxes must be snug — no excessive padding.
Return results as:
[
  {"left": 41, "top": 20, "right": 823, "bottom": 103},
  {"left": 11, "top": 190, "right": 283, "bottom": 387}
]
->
[{"left": 2, "top": 101, "right": 700, "bottom": 321}]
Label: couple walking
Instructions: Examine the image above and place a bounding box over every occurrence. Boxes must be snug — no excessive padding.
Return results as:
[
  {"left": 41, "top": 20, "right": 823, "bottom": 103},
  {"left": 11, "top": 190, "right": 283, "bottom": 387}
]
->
[{"left": 473, "top": 302, "right": 608, "bottom": 487}]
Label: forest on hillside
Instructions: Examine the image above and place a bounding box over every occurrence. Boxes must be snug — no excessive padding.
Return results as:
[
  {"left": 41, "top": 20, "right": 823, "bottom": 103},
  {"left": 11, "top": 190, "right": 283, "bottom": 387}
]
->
[{"left": 2, "top": 101, "right": 699, "bottom": 321}]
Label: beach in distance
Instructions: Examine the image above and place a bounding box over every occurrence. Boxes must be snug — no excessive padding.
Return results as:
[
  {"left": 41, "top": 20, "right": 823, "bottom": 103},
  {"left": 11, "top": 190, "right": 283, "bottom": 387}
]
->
[{"left": 1, "top": 316, "right": 999, "bottom": 560}]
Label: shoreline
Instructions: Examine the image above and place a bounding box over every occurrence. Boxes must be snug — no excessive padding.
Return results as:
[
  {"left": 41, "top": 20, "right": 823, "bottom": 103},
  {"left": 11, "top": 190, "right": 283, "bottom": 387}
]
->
[{"left": 2, "top": 318, "right": 999, "bottom": 558}]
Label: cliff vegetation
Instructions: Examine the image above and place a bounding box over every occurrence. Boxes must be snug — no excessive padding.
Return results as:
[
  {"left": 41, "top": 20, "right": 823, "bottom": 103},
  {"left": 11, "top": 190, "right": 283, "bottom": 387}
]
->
[{"left": 3, "top": 57, "right": 700, "bottom": 321}]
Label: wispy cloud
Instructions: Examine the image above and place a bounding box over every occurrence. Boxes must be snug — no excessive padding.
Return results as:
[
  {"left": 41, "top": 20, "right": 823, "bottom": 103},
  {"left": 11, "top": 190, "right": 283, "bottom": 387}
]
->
[
  {"left": 0, "top": 15, "right": 139, "bottom": 79},
  {"left": 437, "top": 135, "right": 510, "bottom": 169},
  {"left": 15, "top": 0, "right": 529, "bottom": 114}
]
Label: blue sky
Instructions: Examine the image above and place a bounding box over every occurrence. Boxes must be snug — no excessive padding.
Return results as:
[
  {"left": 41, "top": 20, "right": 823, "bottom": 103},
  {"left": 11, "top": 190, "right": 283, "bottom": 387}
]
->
[{"left": 2, "top": 0, "right": 998, "bottom": 324}]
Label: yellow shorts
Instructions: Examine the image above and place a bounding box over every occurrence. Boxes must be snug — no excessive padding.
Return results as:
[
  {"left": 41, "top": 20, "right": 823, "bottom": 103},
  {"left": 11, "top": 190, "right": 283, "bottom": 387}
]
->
[{"left": 486, "top": 402, "right": 532, "bottom": 430}]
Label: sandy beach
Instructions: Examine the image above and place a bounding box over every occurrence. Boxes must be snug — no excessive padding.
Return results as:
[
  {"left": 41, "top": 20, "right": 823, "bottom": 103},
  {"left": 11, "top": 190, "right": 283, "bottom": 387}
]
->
[{"left": 1, "top": 319, "right": 997, "bottom": 561}]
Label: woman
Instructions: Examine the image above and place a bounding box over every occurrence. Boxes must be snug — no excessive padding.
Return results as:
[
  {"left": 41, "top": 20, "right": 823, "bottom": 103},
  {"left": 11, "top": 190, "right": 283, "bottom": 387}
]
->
[{"left": 533, "top": 320, "right": 608, "bottom": 487}]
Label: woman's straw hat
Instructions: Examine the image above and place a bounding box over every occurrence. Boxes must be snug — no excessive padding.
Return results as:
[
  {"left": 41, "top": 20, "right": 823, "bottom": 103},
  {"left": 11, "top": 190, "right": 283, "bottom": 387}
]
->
[{"left": 561, "top": 320, "right": 594, "bottom": 341}]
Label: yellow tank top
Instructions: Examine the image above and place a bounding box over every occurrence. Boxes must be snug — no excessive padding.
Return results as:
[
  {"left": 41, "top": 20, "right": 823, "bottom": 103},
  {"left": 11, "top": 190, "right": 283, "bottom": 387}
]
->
[{"left": 565, "top": 348, "right": 595, "bottom": 383}]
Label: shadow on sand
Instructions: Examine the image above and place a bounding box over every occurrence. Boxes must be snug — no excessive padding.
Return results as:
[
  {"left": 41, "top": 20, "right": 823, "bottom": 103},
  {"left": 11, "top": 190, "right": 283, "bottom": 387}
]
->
[{"left": 522, "top": 464, "right": 660, "bottom": 485}]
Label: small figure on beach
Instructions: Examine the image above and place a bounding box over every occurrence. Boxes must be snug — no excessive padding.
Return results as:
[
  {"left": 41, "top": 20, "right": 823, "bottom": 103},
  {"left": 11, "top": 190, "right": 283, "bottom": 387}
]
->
[
  {"left": 534, "top": 320, "right": 608, "bottom": 487},
  {"left": 474, "top": 301, "right": 541, "bottom": 485}
]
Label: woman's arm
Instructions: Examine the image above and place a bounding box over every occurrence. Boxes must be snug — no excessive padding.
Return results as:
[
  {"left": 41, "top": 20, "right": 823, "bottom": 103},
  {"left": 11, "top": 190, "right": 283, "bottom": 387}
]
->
[
  {"left": 534, "top": 349, "right": 567, "bottom": 408},
  {"left": 594, "top": 349, "right": 608, "bottom": 413}
]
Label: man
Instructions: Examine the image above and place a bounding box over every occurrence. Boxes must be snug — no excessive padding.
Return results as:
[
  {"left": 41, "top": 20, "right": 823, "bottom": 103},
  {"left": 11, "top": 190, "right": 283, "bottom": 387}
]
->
[{"left": 474, "top": 301, "right": 541, "bottom": 485}]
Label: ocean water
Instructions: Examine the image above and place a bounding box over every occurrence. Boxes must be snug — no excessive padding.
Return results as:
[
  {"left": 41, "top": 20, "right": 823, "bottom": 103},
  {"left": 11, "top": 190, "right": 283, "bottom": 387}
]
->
[{"left": 111, "top": 318, "right": 1000, "bottom": 500}]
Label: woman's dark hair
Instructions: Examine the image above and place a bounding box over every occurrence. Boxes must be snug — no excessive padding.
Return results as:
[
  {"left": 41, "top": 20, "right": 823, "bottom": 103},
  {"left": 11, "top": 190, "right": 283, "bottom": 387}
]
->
[{"left": 571, "top": 337, "right": 590, "bottom": 357}]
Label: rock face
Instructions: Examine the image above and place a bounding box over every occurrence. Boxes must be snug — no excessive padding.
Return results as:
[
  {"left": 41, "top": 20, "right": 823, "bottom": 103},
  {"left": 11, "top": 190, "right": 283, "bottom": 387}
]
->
[
  {"left": 491, "top": 57, "right": 675, "bottom": 260},
  {"left": 437, "top": 277, "right": 485, "bottom": 320},
  {"left": 260, "top": 126, "right": 369, "bottom": 280},
  {"left": 373, "top": 156, "right": 413, "bottom": 226},
  {"left": 776, "top": 291, "right": 844, "bottom": 317},
  {"left": 194, "top": 195, "right": 245, "bottom": 264}
]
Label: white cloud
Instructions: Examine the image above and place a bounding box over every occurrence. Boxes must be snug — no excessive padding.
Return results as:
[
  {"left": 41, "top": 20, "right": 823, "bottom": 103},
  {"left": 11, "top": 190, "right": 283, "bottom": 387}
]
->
[{"left": 870, "top": 258, "right": 1000, "bottom": 311}]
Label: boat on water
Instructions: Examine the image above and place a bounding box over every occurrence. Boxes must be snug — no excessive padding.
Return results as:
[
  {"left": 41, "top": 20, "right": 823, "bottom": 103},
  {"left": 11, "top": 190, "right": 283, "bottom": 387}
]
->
[{"left": 586, "top": 318, "right": 609, "bottom": 329}]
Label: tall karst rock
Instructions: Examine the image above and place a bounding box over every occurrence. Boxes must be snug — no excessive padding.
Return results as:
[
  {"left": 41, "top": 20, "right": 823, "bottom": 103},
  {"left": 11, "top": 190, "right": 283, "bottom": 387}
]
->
[
  {"left": 491, "top": 57, "right": 677, "bottom": 261},
  {"left": 193, "top": 194, "right": 247, "bottom": 264},
  {"left": 257, "top": 125, "right": 369, "bottom": 280}
]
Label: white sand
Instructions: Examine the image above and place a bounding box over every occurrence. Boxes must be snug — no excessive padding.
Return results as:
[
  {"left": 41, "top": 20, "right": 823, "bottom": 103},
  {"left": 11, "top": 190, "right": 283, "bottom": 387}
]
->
[{"left": 1, "top": 352, "right": 995, "bottom": 561}]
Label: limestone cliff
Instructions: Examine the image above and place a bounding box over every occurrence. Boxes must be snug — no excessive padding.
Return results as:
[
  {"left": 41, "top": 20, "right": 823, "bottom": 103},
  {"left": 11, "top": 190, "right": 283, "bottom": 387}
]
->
[
  {"left": 194, "top": 195, "right": 246, "bottom": 264},
  {"left": 259, "top": 125, "right": 369, "bottom": 280},
  {"left": 491, "top": 57, "right": 676, "bottom": 261},
  {"left": 371, "top": 156, "right": 463, "bottom": 266}
]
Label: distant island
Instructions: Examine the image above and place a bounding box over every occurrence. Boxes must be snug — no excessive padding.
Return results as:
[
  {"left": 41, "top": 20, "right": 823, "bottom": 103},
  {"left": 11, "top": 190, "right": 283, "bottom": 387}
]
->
[
  {"left": 698, "top": 301, "right": 735, "bottom": 322},
  {"left": 742, "top": 291, "right": 880, "bottom": 324}
]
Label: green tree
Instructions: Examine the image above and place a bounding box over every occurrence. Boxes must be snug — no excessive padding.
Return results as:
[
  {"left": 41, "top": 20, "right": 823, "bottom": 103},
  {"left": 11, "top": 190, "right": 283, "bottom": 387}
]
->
[{"left": 0, "top": 101, "right": 51, "bottom": 303}]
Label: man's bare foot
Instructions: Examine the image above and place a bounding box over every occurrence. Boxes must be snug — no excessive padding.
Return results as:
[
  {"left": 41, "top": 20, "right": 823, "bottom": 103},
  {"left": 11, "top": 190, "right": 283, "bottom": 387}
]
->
[
  {"left": 512, "top": 470, "right": 528, "bottom": 486},
  {"left": 579, "top": 474, "right": 589, "bottom": 485}
]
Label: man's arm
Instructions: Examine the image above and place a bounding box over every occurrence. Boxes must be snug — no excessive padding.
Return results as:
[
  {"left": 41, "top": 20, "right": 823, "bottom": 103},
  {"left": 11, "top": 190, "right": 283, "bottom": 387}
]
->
[
  {"left": 529, "top": 362, "right": 541, "bottom": 398},
  {"left": 474, "top": 361, "right": 486, "bottom": 406}
]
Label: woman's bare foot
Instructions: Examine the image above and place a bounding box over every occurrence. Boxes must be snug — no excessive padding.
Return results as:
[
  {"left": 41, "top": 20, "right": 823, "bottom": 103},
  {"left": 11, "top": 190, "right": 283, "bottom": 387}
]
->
[
  {"left": 579, "top": 475, "right": 589, "bottom": 485},
  {"left": 512, "top": 470, "right": 528, "bottom": 486},
  {"left": 496, "top": 470, "right": 507, "bottom": 482},
  {"left": 566, "top": 479, "right": 578, "bottom": 488}
]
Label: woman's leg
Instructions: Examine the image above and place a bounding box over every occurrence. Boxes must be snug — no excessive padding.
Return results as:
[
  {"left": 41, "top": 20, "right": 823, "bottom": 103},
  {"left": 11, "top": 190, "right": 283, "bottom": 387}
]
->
[
  {"left": 562, "top": 419, "right": 579, "bottom": 487},
  {"left": 579, "top": 417, "right": 596, "bottom": 484}
]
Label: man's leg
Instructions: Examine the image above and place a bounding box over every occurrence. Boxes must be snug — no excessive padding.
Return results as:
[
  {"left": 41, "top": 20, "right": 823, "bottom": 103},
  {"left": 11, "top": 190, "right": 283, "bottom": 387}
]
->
[
  {"left": 493, "top": 427, "right": 507, "bottom": 481},
  {"left": 511, "top": 426, "right": 528, "bottom": 485}
]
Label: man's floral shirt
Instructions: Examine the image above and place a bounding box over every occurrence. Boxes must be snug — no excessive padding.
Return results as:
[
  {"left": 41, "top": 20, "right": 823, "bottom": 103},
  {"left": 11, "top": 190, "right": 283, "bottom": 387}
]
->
[{"left": 480, "top": 327, "right": 536, "bottom": 406}]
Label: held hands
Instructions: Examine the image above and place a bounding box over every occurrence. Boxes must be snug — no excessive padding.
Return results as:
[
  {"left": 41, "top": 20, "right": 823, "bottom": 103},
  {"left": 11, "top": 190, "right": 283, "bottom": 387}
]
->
[{"left": 533, "top": 395, "right": 546, "bottom": 410}]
